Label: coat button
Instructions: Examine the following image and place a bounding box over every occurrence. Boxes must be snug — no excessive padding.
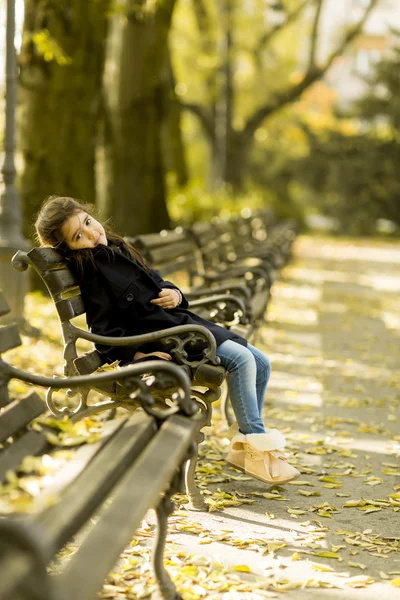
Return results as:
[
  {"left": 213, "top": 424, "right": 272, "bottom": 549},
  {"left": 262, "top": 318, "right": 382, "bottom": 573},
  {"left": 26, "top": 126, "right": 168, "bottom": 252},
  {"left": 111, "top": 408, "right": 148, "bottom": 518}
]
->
[{"left": 126, "top": 293, "right": 134, "bottom": 301}]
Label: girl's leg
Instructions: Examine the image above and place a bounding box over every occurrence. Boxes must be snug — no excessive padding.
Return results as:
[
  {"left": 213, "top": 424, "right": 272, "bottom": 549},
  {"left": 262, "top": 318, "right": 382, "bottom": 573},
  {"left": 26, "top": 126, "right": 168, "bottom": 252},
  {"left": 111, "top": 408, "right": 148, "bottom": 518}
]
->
[
  {"left": 216, "top": 340, "right": 265, "bottom": 434},
  {"left": 246, "top": 343, "right": 271, "bottom": 418},
  {"left": 217, "top": 340, "right": 299, "bottom": 484}
]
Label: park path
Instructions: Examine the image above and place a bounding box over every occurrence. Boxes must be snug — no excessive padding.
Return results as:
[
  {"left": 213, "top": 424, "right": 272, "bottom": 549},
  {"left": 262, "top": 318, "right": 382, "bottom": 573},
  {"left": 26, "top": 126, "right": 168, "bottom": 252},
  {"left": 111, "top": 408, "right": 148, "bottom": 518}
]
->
[{"left": 107, "top": 236, "right": 400, "bottom": 600}]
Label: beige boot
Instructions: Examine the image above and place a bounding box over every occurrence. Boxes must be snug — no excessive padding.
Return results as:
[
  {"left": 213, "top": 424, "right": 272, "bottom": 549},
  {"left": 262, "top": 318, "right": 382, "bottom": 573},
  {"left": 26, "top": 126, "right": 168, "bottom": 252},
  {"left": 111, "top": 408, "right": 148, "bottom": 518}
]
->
[
  {"left": 244, "top": 431, "right": 300, "bottom": 484},
  {"left": 226, "top": 432, "right": 246, "bottom": 471}
]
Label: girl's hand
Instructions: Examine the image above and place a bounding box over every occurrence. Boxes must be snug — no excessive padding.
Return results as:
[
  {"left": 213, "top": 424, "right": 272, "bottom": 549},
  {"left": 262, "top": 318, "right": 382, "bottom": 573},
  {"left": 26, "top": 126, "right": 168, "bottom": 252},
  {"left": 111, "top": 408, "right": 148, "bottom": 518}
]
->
[
  {"left": 134, "top": 351, "right": 172, "bottom": 361},
  {"left": 151, "top": 288, "right": 180, "bottom": 309}
]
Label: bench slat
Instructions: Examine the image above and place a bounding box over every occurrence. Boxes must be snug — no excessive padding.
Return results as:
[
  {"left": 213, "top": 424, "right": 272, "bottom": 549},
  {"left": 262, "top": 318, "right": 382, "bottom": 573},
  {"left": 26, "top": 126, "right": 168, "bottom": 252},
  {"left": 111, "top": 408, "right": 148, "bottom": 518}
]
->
[
  {"left": 0, "top": 293, "right": 10, "bottom": 317},
  {"left": 0, "top": 430, "right": 48, "bottom": 481},
  {"left": 27, "top": 247, "right": 66, "bottom": 272},
  {"left": 0, "top": 386, "right": 10, "bottom": 409},
  {"left": 0, "top": 393, "right": 45, "bottom": 444},
  {"left": 55, "top": 296, "right": 86, "bottom": 321},
  {"left": 73, "top": 350, "right": 103, "bottom": 374},
  {"left": 0, "top": 325, "right": 22, "bottom": 354},
  {"left": 147, "top": 240, "right": 195, "bottom": 265},
  {"left": 56, "top": 414, "right": 197, "bottom": 600},
  {"left": 132, "top": 229, "right": 186, "bottom": 249},
  {"left": 38, "top": 411, "right": 158, "bottom": 547},
  {"left": 190, "top": 222, "right": 216, "bottom": 245},
  {"left": 34, "top": 418, "right": 129, "bottom": 504},
  {"left": 43, "top": 269, "right": 79, "bottom": 297}
]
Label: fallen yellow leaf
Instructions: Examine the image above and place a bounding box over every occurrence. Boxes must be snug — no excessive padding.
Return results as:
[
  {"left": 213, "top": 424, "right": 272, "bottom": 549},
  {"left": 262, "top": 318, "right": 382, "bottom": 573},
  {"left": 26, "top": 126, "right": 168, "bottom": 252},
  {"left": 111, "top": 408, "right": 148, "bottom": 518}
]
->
[
  {"left": 232, "top": 565, "right": 251, "bottom": 573},
  {"left": 291, "top": 552, "right": 301, "bottom": 561}
]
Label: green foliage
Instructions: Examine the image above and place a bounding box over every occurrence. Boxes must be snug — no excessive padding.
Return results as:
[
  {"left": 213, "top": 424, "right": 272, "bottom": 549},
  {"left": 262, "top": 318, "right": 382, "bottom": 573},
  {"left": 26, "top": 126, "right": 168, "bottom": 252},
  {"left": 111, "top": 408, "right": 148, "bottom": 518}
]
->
[
  {"left": 167, "top": 179, "right": 272, "bottom": 225},
  {"left": 168, "top": 0, "right": 307, "bottom": 222},
  {"left": 295, "top": 130, "right": 400, "bottom": 235},
  {"left": 172, "top": 6, "right": 302, "bottom": 130},
  {"left": 354, "top": 30, "right": 400, "bottom": 133},
  {"left": 291, "top": 30, "right": 400, "bottom": 235},
  {"left": 14, "top": 0, "right": 387, "bottom": 234},
  {"left": 29, "top": 29, "right": 72, "bottom": 65},
  {"left": 171, "top": 0, "right": 305, "bottom": 117}
]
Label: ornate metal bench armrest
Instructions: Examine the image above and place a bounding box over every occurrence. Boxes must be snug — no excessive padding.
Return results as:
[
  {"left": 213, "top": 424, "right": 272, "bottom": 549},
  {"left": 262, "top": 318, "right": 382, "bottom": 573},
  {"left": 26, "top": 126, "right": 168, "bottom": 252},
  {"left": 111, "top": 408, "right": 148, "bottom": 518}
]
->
[
  {"left": 12, "top": 250, "right": 32, "bottom": 272},
  {"left": 188, "top": 293, "right": 247, "bottom": 315},
  {"left": 203, "top": 263, "right": 270, "bottom": 284},
  {"left": 0, "top": 359, "right": 197, "bottom": 418},
  {"left": 185, "top": 283, "right": 251, "bottom": 301},
  {"left": 68, "top": 323, "right": 220, "bottom": 368}
]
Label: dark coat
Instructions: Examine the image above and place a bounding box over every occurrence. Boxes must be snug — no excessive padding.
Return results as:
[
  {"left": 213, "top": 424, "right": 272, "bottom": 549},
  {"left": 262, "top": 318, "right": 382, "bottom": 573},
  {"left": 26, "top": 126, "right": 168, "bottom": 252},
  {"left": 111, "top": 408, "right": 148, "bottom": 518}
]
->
[{"left": 72, "top": 245, "right": 247, "bottom": 365}]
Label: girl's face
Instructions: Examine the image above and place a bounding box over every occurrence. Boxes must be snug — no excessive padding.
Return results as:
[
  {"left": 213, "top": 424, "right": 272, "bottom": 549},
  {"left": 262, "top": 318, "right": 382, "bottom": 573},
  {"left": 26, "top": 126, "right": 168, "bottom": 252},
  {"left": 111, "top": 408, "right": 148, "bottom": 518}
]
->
[{"left": 61, "top": 211, "right": 108, "bottom": 250}]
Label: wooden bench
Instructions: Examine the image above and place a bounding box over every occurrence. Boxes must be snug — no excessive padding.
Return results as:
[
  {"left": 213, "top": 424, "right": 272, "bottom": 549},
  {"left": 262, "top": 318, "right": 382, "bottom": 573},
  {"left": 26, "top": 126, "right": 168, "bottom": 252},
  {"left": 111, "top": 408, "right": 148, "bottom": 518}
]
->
[
  {"left": 130, "top": 227, "right": 272, "bottom": 428},
  {"left": 0, "top": 291, "right": 200, "bottom": 600},
  {"left": 188, "top": 212, "right": 297, "bottom": 304},
  {"left": 223, "top": 210, "right": 298, "bottom": 271},
  {"left": 12, "top": 248, "right": 227, "bottom": 511},
  {"left": 131, "top": 213, "right": 297, "bottom": 425},
  {"left": 130, "top": 228, "right": 256, "bottom": 341}
]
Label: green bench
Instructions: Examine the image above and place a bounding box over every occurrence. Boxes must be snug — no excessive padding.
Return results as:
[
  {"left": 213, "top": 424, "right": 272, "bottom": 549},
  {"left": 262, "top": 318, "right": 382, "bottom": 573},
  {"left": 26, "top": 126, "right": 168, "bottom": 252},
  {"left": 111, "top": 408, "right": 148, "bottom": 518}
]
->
[
  {"left": 12, "top": 248, "right": 227, "bottom": 510},
  {"left": 0, "top": 290, "right": 199, "bottom": 600}
]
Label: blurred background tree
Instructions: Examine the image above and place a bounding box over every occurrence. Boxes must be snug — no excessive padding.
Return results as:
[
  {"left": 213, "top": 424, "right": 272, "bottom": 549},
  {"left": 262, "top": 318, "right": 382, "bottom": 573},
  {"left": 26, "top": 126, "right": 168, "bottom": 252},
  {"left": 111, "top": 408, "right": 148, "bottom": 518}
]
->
[
  {"left": 18, "top": 0, "right": 111, "bottom": 239},
  {"left": 170, "top": 0, "right": 377, "bottom": 209},
  {"left": 294, "top": 28, "right": 400, "bottom": 234},
  {"left": 1, "top": 0, "right": 398, "bottom": 240},
  {"left": 168, "top": 0, "right": 382, "bottom": 226},
  {"left": 100, "top": 0, "right": 182, "bottom": 235}
]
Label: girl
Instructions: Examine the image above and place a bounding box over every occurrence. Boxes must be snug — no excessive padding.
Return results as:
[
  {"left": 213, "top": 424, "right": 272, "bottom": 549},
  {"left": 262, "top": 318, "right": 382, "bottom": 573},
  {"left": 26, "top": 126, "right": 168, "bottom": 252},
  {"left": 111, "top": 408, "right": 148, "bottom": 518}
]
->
[{"left": 35, "top": 196, "right": 299, "bottom": 485}]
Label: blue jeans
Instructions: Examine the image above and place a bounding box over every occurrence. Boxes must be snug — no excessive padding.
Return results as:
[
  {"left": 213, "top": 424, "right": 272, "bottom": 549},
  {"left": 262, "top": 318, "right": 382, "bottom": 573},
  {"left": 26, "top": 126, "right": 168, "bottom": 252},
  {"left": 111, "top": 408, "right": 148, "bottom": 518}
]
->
[{"left": 216, "top": 340, "right": 271, "bottom": 435}]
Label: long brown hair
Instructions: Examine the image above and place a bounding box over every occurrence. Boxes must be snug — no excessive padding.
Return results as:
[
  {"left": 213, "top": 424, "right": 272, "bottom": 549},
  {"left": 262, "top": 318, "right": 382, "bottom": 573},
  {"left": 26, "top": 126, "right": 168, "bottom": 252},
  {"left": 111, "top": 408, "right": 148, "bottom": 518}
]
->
[{"left": 35, "top": 196, "right": 149, "bottom": 278}]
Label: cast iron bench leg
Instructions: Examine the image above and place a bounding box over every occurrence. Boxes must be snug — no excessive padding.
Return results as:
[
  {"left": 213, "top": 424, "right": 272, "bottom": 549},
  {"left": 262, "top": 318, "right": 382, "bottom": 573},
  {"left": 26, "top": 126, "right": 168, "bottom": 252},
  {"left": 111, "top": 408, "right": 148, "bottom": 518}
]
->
[
  {"left": 184, "top": 440, "right": 207, "bottom": 511},
  {"left": 0, "top": 519, "right": 54, "bottom": 600},
  {"left": 153, "top": 495, "right": 182, "bottom": 600}
]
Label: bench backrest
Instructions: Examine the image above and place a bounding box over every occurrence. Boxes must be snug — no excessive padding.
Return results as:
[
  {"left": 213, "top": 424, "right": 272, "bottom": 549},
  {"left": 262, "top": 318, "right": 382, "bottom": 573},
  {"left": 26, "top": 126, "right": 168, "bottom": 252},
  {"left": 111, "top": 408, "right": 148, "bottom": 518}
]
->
[
  {"left": 130, "top": 228, "right": 203, "bottom": 287},
  {"left": 14, "top": 248, "right": 103, "bottom": 376},
  {"left": 26, "top": 247, "right": 85, "bottom": 322},
  {"left": 12, "top": 248, "right": 226, "bottom": 394},
  {"left": 130, "top": 211, "right": 282, "bottom": 281},
  {"left": 189, "top": 220, "right": 240, "bottom": 271},
  {"left": 0, "top": 293, "right": 26, "bottom": 408},
  {"left": 192, "top": 211, "right": 274, "bottom": 261},
  {"left": 0, "top": 291, "right": 48, "bottom": 481},
  {"left": 229, "top": 211, "right": 272, "bottom": 248},
  {"left": 192, "top": 211, "right": 297, "bottom": 267}
]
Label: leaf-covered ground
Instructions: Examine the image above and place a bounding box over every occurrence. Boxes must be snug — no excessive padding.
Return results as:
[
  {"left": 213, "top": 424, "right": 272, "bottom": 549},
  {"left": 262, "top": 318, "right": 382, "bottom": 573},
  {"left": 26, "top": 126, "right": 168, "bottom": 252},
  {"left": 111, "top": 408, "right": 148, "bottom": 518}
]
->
[{"left": 2, "top": 235, "right": 400, "bottom": 599}]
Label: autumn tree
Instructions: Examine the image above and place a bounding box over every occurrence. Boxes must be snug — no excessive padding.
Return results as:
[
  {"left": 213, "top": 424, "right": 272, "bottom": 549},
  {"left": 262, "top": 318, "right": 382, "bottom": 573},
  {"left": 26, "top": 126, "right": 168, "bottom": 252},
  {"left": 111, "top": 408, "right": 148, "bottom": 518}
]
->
[
  {"left": 296, "top": 29, "right": 400, "bottom": 234},
  {"left": 101, "top": 0, "right": 180, "bottom": 236},
  {"left": 354, "top": 28, "right": 400, "bottom": 132},
  {"left": 172, "top": 0, "right": 380, "bottom": 190},
  {"left": 19, "top": 0, "right": 111, "bottom": 240}
]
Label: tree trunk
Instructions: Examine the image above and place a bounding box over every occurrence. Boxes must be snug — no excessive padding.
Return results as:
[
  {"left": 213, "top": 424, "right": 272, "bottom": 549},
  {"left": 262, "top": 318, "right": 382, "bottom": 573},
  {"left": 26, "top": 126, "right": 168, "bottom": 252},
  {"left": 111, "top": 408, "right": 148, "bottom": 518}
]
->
[
  {"left": 183, "top": 0, "right": 378, "bottom": 194},
  {"left": 102, "top": 0, "right": 176, "bottom": 237},
  {"left": 19, "top": 0, "right": 111, "bottom": 241},
  {"left": 225, "top": 130, "right": 247, "bottom": 190},
  {"left": 160, "top": 49, "right": 188, "bottom": 188},
  {"left": 213, "top": 0, "right": 234, "bottom": 189}
]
